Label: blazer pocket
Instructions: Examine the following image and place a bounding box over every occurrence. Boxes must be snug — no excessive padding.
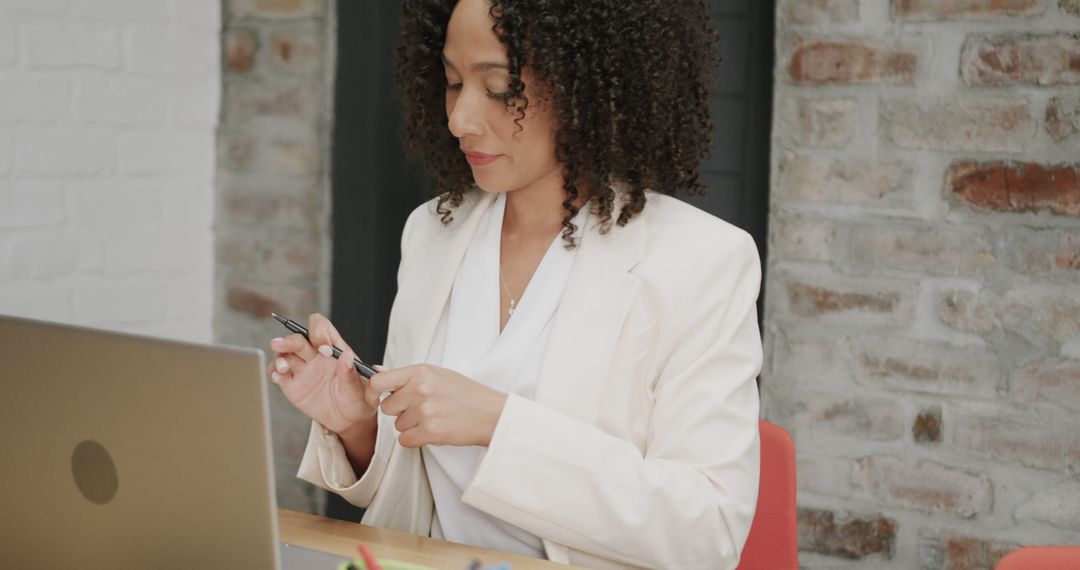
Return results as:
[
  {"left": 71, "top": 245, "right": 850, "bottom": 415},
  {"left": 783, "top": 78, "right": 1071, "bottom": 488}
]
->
[{"left": 609, "top": 324, "right": 658, "bottom": 368}]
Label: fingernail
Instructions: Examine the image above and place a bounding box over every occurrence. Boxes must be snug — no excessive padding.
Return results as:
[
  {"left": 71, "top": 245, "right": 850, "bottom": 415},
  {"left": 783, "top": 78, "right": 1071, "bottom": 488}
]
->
[
  {"left": 275, "top": 358, "right": 287, "bottom": 373},
  {"left": 271, "top": 372, "right": 281, "bottom": 383},
  {"left": 271, "top": 337, "right": 282, "bottom": 344},
  {"left": 317, "top": 345, "right": 332, "bottom": 357}
]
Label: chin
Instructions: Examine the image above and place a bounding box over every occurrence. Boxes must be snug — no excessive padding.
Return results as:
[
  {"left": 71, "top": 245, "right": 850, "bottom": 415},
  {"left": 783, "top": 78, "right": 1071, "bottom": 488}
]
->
[{"left": 470, "top": 173, "right": 514, "bottom": 194}]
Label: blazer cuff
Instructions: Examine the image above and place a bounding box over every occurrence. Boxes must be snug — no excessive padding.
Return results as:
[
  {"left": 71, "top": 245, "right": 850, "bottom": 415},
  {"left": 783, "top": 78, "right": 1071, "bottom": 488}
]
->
[{"left": 295, "top": 412, "right": 395, "bottom": 508}]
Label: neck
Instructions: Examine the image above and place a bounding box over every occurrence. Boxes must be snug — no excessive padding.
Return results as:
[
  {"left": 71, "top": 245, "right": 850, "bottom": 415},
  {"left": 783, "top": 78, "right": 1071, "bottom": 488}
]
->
[{"left": 502, "top": 167, "right": 586, "bottom": 238}]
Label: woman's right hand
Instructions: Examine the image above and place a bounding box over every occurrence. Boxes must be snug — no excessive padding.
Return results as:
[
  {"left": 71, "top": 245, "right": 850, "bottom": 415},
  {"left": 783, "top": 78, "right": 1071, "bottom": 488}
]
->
[{"left": 266, "top": 313, "right": 377, "bottom": 436}]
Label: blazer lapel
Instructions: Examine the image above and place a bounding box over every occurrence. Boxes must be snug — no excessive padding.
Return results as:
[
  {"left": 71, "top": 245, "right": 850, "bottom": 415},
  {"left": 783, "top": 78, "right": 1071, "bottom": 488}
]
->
[
  {"left": 532, "top": 204, "right": 646, "bottom": 425},
  {"left": 395, "top": 191, "right": 496, "bottom": 366}
]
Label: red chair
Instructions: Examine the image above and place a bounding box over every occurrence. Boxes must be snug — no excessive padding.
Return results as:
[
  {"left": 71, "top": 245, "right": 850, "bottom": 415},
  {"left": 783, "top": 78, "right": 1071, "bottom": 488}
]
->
[
  {"left": 737, "top": 420, "right": 798, "bottom": 570},
  {"left": 996, "top": 546, "right": 1080, "bottom": 569}
]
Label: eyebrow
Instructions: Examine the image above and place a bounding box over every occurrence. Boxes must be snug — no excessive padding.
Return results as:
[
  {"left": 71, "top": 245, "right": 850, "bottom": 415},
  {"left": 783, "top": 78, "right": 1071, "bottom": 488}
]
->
[{"left": 441, "top": 52, "right": 509, "bottom": 72}]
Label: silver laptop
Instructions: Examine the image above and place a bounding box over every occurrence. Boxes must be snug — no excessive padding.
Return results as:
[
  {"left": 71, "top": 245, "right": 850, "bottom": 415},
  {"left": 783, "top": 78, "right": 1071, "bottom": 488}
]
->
[{"left": 0, "top": 314, "right": 349, "bottom": 569}]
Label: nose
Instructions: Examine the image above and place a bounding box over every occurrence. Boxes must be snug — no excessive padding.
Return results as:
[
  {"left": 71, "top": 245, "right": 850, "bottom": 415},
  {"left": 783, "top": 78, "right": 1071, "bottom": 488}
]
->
[{"left": 446, "top": 88, "right": 485, "bottom": 139}]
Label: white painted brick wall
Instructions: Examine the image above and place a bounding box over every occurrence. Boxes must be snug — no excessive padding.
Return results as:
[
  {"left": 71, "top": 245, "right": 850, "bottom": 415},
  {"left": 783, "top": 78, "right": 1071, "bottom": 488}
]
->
[{"left": 0, "top": 0, "right": 220, "bottom": 343}]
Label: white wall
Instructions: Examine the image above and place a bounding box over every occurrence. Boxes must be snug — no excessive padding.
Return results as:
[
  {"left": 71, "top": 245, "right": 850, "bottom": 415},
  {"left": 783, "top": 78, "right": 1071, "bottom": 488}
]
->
[{"left": 0, "top": 0, "right": 220, "bottom": 342}]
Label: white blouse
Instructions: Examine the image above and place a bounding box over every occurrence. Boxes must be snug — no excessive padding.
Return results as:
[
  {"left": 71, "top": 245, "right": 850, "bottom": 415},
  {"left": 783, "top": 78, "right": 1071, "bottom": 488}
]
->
[{"left": 421, "top": 191, "right": 586, "bottom": 558}]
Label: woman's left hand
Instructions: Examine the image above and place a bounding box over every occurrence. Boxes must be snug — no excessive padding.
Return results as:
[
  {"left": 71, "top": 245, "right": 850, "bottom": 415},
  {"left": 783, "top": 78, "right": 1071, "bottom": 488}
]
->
[{"left": 365, "top": 364, "right": 508, "bottom": 448}]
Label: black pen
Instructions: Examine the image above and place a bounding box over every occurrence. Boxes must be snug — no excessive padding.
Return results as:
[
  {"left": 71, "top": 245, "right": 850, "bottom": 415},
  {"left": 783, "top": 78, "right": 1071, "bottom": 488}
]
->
[{"left": 271, "top": 313, "right": 376, "bottom": 379}]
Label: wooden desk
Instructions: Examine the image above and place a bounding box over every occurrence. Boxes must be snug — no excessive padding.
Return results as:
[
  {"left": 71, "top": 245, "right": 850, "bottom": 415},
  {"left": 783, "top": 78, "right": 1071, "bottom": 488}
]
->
[{"left": 278, "top": 508, "right": 578, "bottom": 569}]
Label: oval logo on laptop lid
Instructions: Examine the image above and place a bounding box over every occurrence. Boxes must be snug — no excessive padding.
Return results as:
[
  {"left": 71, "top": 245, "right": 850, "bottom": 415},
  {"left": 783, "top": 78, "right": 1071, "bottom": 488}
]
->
[{"left": 71, "top": 439, "right": 119, "bottom": 504}]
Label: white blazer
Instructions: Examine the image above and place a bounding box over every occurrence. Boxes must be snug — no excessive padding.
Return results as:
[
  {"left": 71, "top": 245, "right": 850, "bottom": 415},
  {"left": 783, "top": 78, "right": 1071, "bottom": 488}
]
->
[{"left": 297, "top": 189, "right": 763, "bottom": 570}]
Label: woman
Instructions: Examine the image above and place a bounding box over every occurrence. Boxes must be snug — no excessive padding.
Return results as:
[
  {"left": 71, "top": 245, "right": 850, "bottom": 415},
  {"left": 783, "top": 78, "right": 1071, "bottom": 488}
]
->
[{"left": 267, "top": 0, "right": 762, "bottom": 567}]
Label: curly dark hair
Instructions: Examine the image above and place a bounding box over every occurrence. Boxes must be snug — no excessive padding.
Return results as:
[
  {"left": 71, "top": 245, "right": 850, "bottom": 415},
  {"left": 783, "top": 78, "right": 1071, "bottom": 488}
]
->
[{"left": 394, "top": 0, "right": 720, "bottom": 247}]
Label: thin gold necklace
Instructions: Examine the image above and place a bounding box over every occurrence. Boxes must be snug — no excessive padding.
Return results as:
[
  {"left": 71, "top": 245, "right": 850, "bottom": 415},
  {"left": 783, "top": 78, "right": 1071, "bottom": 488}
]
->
[{"left": 499, "top": 267, "right": 522, "bottom": 317}]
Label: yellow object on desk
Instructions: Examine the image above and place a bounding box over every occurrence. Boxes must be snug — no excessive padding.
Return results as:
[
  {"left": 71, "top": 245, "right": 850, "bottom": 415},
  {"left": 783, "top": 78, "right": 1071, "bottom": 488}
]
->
[{"left": 278, "top": 508, "right": 580, "bottom": 570}]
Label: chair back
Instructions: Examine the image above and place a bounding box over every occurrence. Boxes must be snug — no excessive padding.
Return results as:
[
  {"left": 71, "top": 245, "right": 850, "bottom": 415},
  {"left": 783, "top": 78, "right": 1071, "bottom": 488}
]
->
[
  {"left": 996, "top": 546, "right": 1080, "bottom": 570},
  {"left": 736, "top": 420, "right": 798, "bottom": 570}
]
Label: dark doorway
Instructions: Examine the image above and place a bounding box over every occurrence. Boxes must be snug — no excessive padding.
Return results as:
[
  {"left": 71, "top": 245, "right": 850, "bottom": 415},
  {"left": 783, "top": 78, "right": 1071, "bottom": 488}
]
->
[{"left": 327, "top": 0, "right": 774, "bottom": 523}]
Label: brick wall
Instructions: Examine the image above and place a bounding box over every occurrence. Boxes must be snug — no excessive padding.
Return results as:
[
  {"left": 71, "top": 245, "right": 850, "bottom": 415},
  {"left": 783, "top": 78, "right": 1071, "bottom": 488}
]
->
[
  {"left": 764, "top": 1, "right": 1080, "bottom": 568},
  {"left": 216, "top": 0, "right": 333, "bottom": 513},
  {"left": 0, "top": 0, "right": 219, "bottom": 341}
]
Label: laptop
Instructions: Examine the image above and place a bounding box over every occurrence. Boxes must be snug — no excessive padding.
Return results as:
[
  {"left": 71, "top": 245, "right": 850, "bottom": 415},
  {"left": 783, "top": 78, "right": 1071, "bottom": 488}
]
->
[{"left": 0, "top": 314, "right": 350, "bottom": 569}]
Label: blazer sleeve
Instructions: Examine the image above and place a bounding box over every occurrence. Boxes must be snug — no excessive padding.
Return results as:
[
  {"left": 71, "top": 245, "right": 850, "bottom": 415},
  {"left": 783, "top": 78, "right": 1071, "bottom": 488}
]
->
[
  {"left": 295, "top": 203, "right": 428, "bottom": 507},
  {"left": 461, "top": 232, "right": 763, "bottom": 570}
]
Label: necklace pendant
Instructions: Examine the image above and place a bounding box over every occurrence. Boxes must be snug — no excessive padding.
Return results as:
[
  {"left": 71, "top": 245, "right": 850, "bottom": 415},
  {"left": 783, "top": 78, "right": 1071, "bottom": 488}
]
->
[{"left": 508, "top": 299, "right": 516, "bottom": 316}]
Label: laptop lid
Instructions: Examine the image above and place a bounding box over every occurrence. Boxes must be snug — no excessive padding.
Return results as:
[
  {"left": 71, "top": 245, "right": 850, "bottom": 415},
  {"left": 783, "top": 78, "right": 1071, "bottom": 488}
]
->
[{"left": 0, "top": 314, "right": 281, "bottom": 569}]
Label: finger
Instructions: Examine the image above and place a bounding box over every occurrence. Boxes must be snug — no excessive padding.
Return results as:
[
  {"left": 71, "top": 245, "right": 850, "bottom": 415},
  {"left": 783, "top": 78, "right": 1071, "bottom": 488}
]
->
[
  {"left": 274, "top": 353, "right": 306, "bottom": 375},
  {"left": 336, "top": 349, "right": 363, "bottom": 385},
  {"left": 369, "top": 366, "right": 413, "bottom": 394},
  {"left": 270, "top": 333, "right": 318, "bottom": 362},
  {"left": 397, "top": 427, "right": 427, "bottom": 449},
  {"left": 393, "top": 407, "right": 420, "bottom": 433},
  {"left": 270, "top": 370, "right": 293, "bottom": 386},
  {"left": 378, "top": 390, "right": 411, "bottom": 417},
  {"left": 308, "top": 313, "right": 353, "bottom": 354}
]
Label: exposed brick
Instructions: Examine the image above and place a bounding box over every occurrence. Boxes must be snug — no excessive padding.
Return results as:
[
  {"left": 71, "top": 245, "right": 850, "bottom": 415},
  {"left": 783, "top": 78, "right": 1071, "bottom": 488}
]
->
[
  {"left": 962, "top": 33, "right": 1080, "bottom": 86},
  {"left": 785, "top": 276, "right": 913, "bottom": 325},
  {"left": 882, "top": 98, "right": 1034, "bottom": 152},
  {"left": 224, "top": 80, "right": 319, "bottom": 122},
  {"left": 218, "top": 129, "right": 321, "bottom": 175},
  {"left": 217, "top": 234, "right": 320, "bottom": 280},
  {"left": 770, "top": 330, "right": 846, "bottom": 381},
  {"left": 784, "top": 0, "right": 861, "bottom": 25},
  {"left": 1012, "top": 358, "right": 1080, "bottom": 409},
  {"left": 226, "top": 286, "right": 286, "bottom": 318},
  {"left": 1007, "top": 228, "right": 1080, "bottom": 280},
  {"left": 849, "top": 225, "right": 995, "bottom": 275},
  {"left": 893, "top": 0, "right": 1047, "bottom": 20},
  {"left": 947, "top": 161, "right": 1080, "bottom": 217},
  {"left": 219, "top": 187, "right": 322, "bottom": 232},
  {"left": 229, "top": 0, "right": 325, "bottom": 20},
  {"left": 788, "top": 37, "right": 923, "bottom": 85},
  {"left": 1000, "top": 291, "right": 1080, "bottom": 343},
  {"left": 850, "top": 336, "right": 1002, "bottom": 396},
  {"left": 224, "top": 29, "right": 258, "bottom": 73},
  {"left": 778, "top": 154, "right": 913, "bottom": 207},
  {"left": 953, "top": 413, "right": 1080, "bottom": 472},
  {"left": 1015, "top": 480, "right": 1080, "bottom": 532},
  {"left": 913, "top": 406, "right": 943, "bottom": 443},
  {"left": 772, "top": 215, "right": 836, "bottom": 262},
  {"left": 798, "top": 508, "right": 896, "bottom": 560},
  {"left": 852, "top": 456, "right": 991, "bottom": 516},
  {"left": 219, "top": 129, "right": 255, "bottom": 171},
  {"left": 937, "top": 289, "right": 999, "bottom": 334},
  {"left": 224, "top": 284, "right": 317, "bottom": 321},
  {"left": 782, "top": 390, "right": 907, "bottom": 441},
  {"left": 1064, "top": 0, "right": 1080, "bottom": 15},
  {"left": 791, "top": 281, "right": 895, "bottom": 314},
  {"left": 1046, "top": 96, "right": 1080, "bottom": 141},
  {"left": 269, "top": 30, "right": 321, "bottom": 74},
  {"left": 938, "top": 288, "right": 1080, "bottom": 342},
  {"left": 919, "top": 530, "right": 1019, "bottom": 570},
  {"left": 790, "top": 96, "right": 857, "bottom": 147}
]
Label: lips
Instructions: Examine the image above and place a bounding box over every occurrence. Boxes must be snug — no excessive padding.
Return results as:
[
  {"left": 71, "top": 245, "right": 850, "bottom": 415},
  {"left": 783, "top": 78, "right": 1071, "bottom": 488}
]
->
[{"left": 462, "top": 150, "right": 502, "bottom": 166}]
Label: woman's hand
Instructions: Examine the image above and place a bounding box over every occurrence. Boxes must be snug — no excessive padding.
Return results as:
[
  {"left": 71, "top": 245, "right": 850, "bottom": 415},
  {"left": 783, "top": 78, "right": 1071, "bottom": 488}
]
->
[
  {"left": 266, "top": 313, "right": 377, "bottom": 436},
  {"left": 366, "top": 364, "right": 508, "bottom": 448}
]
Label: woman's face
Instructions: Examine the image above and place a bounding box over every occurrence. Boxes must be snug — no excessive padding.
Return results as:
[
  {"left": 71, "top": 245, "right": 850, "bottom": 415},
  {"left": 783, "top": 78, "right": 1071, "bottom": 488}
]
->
[{"left": 442, "top": 0, "right": 560, "bottom": 194}]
